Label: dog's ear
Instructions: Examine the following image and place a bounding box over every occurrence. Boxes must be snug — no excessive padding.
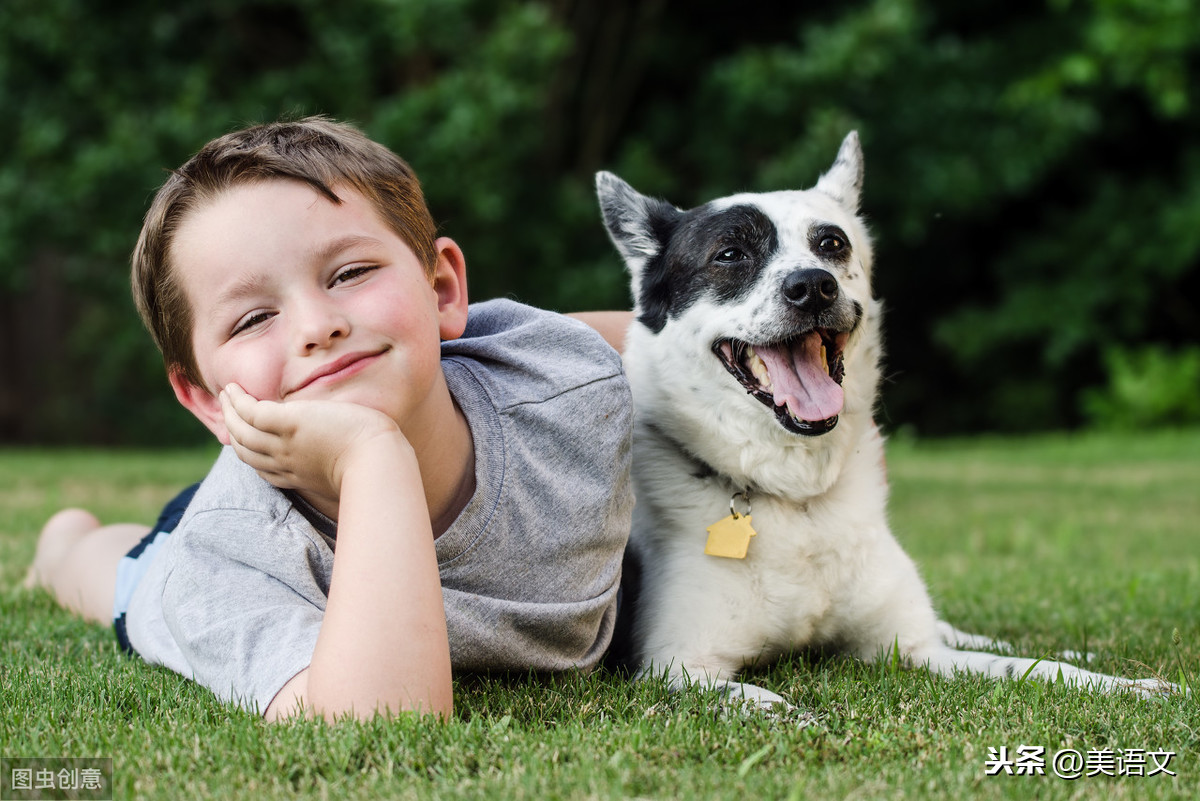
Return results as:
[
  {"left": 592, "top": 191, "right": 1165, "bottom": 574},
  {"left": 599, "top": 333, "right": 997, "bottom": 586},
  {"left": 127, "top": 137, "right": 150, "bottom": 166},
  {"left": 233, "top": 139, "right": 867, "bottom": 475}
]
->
[
  {"left": 814, "top": 131, "right": 864, "bottom": 213},
  {"left": 595, "top": 171, "right": 679, "bottom": 275}
]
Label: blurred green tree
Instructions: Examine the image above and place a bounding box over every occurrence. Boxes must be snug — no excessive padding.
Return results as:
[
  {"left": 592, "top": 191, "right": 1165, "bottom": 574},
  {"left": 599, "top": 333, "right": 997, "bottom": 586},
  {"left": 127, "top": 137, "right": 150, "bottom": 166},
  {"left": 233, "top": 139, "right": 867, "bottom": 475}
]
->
[{"left": 1, "top": 0, "right": 1196, "bottom": 443}]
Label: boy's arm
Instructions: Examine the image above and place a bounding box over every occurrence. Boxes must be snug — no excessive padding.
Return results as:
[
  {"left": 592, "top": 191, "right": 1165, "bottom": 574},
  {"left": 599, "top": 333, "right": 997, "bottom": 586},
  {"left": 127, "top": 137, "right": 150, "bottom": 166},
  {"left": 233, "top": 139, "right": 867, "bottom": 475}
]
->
[
  {"left": 568, "top": 311, "right": 632, "bottom": 354},
  {"left": 220, "top": 385, "right": 452, "bottom": 721}
]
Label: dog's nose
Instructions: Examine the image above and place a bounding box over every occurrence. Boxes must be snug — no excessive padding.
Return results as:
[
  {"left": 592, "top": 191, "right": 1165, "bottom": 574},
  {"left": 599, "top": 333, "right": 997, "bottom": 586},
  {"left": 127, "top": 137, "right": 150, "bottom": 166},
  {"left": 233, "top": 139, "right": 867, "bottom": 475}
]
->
[{"left": 782, "top": 269, "right": 839, "bottom": 311}]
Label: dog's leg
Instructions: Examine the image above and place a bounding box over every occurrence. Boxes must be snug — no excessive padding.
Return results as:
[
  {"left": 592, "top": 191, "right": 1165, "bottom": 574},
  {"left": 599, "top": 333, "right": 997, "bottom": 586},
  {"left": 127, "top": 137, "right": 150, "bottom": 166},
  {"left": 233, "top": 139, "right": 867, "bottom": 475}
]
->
[
  {"left": 634, "top": 619, "right": 797, "bottom": 713},
  {"left": 935, "top": 620, "right": 1099, "bottom": 662},
  {"left": 913, "top": 646, "right": 1176, "bottom": 698},
  {"left": 631, "top": 591, "right": 799, "bottom": 714},
  {"left": 841, "top": 544, "right": 1173, "bottom": 697},
  {"left": 629, "top": 536, "right": 804, "bottom": 715},
  {"left": 935, "top": 620, "right": 1011, "bottom": 652}
]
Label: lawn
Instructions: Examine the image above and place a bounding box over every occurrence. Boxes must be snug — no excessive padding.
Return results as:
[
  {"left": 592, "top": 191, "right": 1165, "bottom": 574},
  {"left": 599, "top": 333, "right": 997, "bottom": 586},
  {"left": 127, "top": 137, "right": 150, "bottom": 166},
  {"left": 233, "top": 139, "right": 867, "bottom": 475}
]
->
[{"left": 2, "top": 431, "right": 1197, "bottom": 800}]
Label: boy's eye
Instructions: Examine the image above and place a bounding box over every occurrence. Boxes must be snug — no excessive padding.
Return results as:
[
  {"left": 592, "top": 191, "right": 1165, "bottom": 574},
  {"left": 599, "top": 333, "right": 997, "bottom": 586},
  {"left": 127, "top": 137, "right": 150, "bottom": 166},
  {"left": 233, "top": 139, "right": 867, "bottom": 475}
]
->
[
  {"left": 231, "top": 311, "right": 273, "bottom": 336},
  {"left": 332, "top": 264, "right": 378, "bottom": 286}
]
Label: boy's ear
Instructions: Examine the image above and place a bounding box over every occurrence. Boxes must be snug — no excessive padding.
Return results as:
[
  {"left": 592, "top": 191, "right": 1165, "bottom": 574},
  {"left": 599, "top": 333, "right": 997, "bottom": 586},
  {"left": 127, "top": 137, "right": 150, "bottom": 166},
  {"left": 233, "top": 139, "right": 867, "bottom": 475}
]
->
[
  {"left": 168, "top": 368, "right": 231, "bottom": 445},
  {"left": 432, "top": 236, "right": 469, "bottom": 341}
]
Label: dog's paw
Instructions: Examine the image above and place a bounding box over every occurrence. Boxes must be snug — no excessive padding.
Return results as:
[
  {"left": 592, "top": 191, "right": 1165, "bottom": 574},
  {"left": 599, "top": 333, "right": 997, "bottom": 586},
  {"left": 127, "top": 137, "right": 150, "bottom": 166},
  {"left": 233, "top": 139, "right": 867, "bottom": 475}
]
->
[
  {"left": 706, "top": 679, "right": 818, "bottom": 726},
  {"left": 645, "top": 666, "right": 814, "bottom": 724},
  {"left": 1118, "top": 676, "right": 1185, "bottom": 700},
  {"left": 715, "top": 679, "right": 790, "bottom": 709}
]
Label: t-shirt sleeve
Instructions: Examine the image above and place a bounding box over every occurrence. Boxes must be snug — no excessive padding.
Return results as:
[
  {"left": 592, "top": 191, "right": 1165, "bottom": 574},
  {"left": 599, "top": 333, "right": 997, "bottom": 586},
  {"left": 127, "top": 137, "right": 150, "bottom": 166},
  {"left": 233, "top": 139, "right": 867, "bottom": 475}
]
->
[{"left": 157, "top": 508, "right": 329, "bottom": 712}]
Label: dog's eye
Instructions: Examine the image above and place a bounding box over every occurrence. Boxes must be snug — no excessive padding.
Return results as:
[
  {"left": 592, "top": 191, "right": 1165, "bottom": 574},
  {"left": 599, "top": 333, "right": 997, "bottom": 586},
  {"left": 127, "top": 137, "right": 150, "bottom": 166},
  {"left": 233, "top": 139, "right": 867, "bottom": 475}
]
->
[
  {"left": 819, "top": 236, "right": 846, "bottom": 253},
  {"left": 715, "top": 248, "right": 746, "bottom": 263}
]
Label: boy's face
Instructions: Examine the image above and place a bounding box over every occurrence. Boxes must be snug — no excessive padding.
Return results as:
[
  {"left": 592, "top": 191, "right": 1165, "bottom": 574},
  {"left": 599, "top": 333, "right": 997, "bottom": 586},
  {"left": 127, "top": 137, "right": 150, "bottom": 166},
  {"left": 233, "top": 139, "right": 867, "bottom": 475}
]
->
[{"left": 167, "top": 179, "right": 468, "bottom": 444}]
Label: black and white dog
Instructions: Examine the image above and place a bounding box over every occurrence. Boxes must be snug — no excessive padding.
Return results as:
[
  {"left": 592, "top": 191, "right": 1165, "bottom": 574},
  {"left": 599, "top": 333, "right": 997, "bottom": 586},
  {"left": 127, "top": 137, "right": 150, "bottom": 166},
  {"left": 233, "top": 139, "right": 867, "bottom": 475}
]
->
[{"left": 597, "top": 132, "right": 1171, "bottom": 708}]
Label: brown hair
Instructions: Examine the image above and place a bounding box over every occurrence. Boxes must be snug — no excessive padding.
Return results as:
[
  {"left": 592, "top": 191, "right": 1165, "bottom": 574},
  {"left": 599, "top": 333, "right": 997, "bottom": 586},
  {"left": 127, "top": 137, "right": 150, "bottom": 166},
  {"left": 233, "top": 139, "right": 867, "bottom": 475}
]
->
[{"left": 131, "top": 116, "right": 438, "bottom": 388}]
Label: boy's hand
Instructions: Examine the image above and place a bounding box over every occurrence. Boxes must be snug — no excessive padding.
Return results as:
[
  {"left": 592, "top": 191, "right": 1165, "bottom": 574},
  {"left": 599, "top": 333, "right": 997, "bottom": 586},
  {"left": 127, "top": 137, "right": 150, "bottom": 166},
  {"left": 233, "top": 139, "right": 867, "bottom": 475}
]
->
[{"left": 219, "top": 383, "right": 406, "bottom": 507}]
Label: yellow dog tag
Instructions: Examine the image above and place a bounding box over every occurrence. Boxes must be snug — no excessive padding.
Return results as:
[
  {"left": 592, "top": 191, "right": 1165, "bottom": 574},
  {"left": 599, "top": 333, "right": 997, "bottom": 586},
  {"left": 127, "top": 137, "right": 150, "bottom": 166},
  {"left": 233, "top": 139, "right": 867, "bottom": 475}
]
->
[{"left": 705, "top": 513, "right": 757, "bottom": 559}]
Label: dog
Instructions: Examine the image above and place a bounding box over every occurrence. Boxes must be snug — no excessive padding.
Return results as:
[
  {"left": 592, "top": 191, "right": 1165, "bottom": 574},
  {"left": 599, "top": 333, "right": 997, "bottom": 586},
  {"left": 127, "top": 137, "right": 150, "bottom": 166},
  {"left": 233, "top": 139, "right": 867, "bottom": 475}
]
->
[{"left": 596, "top": 132, "right": 1172, "bottom": 709}]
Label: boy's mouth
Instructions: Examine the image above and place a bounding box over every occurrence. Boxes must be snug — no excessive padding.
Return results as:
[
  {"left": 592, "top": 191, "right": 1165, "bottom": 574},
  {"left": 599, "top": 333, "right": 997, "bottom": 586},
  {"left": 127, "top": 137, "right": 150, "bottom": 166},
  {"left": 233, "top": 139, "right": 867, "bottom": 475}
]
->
[
  {"left": 286, "top": 347, "right": 390, "bottom": 396},
  {"left": 713, "top": 329, "right": 847, "bottom": 435}
]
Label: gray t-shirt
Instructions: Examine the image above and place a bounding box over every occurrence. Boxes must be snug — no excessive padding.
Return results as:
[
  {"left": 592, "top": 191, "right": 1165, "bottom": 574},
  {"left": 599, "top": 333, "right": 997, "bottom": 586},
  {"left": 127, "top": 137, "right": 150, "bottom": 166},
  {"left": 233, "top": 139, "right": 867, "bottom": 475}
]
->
[{"left": 124, "top": 299, "right": 633, "bottom": 712}]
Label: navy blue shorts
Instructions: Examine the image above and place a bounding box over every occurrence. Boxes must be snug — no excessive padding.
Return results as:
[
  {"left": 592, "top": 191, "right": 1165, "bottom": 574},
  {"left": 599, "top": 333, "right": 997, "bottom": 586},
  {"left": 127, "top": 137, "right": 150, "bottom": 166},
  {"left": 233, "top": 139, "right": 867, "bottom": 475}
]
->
[{"left": 112, "top": 483, "right": 200, "bottom": 653}]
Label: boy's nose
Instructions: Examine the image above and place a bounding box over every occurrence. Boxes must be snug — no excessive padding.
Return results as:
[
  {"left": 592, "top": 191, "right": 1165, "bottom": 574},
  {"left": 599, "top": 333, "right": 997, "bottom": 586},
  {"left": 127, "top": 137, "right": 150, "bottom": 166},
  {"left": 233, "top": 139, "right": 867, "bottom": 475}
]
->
[{"left": 294, "top": 299, "right": 350, "bottom": 352}]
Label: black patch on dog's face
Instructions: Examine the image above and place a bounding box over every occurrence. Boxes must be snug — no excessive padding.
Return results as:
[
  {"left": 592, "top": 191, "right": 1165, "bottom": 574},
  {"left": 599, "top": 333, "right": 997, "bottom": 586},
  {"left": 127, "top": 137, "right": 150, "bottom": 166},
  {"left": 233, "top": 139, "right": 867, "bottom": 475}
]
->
[{"left": 637, "top": 204, "right": 778, "bottom": 333}]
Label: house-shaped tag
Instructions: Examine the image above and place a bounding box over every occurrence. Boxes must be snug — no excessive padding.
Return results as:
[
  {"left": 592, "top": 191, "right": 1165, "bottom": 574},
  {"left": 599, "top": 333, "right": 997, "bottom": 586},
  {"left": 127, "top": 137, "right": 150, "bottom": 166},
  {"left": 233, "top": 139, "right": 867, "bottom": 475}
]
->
[{"left": 704, "top": 513, "right": 757, "bottom": 559}]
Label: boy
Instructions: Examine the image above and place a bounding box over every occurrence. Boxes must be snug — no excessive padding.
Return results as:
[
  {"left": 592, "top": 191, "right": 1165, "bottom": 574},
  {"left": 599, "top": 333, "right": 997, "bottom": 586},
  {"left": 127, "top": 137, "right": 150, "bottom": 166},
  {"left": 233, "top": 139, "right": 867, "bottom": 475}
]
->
[{"left": 25, "top": 116, "right": 634, "bottom": 722}]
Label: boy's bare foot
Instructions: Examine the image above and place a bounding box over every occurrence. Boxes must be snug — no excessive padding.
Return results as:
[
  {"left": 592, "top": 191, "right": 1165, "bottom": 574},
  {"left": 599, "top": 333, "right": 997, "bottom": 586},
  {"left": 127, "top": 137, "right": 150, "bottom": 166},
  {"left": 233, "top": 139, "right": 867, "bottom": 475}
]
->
[
  {"left": 24, "top": 508, "right": 102, "bottom": 590},
  {"left": 24, "top": 509, "right": 149, "bottom": 624}
]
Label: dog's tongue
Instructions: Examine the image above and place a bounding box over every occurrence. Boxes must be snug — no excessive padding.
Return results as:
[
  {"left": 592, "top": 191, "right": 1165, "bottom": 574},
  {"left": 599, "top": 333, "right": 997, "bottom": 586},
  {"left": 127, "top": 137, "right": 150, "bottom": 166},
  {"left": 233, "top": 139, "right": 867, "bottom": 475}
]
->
[{"left": 755, "top": 333, "right": 844, "bottom": 422}]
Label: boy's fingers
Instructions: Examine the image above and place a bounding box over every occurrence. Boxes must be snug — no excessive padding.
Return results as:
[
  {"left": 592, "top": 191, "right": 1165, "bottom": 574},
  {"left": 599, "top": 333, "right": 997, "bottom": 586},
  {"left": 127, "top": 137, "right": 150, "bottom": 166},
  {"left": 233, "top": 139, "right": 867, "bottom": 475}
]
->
[
  {"left": 225, "top": 432, "right": 297, "bottom": 488},
  {"left": 225, "top": 423, "right": 275, "bottom": 463},
  {"left": 222, "top": 384, "right": 264, "bottom": 426},
  {"left": 222, "top": 384, "right": 292, "bottom": 437},
  {"left": 227, "top": 435, "right": 264, "bottom": 470},
  {"left": 221, "top": 394, "right": 281, "bottom": 458}
]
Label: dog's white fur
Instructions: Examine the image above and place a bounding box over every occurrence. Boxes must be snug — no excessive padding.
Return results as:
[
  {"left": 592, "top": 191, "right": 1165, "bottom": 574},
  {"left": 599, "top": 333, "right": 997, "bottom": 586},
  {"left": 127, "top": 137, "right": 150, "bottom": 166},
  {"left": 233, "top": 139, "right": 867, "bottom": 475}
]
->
[{"left": 597, "top": 132, "right": 1172, "bottom": 708}]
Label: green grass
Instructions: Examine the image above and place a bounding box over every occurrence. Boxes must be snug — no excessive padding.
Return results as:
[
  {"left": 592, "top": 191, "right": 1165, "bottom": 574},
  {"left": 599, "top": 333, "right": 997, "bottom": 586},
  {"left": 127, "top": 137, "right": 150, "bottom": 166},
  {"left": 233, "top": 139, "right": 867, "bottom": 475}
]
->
[{"left": 2, "top": 432, "right": 1198, "bottom": 800}]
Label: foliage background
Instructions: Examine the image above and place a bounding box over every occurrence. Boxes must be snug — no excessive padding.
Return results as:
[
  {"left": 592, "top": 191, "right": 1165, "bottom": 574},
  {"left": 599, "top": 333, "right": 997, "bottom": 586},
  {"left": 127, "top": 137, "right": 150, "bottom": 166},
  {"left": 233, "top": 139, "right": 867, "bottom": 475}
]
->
[{"left": 2, "top": 0, "right": 1197, "bottom": 445}]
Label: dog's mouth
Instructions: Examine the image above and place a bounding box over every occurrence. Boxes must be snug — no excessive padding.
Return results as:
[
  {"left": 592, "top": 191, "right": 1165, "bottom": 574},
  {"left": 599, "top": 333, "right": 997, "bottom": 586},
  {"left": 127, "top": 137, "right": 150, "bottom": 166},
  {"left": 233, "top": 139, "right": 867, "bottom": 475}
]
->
[{"left": 714, "top": 329, "right": 848, "bottom": 436}]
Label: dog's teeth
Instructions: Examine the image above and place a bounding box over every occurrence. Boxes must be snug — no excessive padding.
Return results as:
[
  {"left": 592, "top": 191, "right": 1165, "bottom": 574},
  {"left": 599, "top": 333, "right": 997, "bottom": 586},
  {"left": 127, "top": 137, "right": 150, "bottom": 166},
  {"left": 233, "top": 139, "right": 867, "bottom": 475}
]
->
[
  {"left": 821, "top": 343, "right": 828, "bottom": 375},
  {"left": 747, "top": 347, "right": 772, "bottom": 389}
]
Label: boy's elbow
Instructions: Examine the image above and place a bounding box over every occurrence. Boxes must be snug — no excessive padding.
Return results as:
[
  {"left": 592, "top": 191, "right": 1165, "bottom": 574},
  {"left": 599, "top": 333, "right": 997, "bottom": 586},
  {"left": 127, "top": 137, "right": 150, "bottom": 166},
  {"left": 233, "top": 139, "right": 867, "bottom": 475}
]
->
[
  {"left": 324, "top": 694, "right": 453, "bottom": 724},
  {"left": 315, "top": 690, "right": 453, "bottom": 724},
  {"left": 264, "top": 667, "right": 453, "bottom": 723},
  {"left": 309, "top": 685, "right": 453, "bottom": 724}
]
